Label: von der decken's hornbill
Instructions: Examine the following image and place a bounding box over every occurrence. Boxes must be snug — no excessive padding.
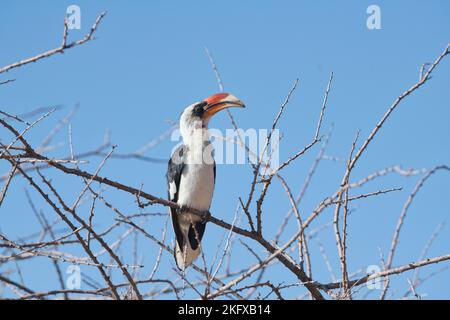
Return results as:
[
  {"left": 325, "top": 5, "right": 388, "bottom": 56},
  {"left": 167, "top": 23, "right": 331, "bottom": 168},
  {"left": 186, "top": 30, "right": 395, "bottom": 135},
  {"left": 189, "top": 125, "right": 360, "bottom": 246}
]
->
[{"left": 166, "top": 93, "right": 245, "bottom": 270}]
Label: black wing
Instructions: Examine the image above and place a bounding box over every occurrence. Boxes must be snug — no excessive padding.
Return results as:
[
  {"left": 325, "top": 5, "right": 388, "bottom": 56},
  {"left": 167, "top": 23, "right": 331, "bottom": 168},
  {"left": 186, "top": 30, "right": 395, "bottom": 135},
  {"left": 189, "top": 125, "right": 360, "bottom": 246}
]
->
[{"left": 166, "top": 145, "right": 186, "bottom": 250}]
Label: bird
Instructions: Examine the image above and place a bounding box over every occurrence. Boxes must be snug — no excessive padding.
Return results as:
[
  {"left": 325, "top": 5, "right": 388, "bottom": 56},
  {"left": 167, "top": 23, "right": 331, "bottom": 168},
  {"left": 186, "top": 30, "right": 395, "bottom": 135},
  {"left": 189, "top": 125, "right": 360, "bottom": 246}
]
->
[{"left": 166, "top": 93, "right": 245, "bottom": 270}]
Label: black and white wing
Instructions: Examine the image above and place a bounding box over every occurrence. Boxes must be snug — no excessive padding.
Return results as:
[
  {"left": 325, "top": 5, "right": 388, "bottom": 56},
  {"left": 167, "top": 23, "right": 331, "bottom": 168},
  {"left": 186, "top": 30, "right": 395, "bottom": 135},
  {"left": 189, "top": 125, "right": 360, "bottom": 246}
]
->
[{"left": 166, "top": 144, "right": 186, "bottom": 256}]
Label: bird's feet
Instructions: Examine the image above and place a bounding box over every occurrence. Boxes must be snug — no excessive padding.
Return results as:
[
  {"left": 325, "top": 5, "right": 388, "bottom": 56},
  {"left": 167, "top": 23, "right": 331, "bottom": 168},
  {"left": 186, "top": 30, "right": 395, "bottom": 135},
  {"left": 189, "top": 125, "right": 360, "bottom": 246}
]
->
[
  {"left": 200, "top": 210, "right": 211, "bottom": 219},
  {"left": 178, "top": 205, "right": 211, "bottom": 219},
  {"left": 179, "top": 205, "right": 190, "bottom": 214}
]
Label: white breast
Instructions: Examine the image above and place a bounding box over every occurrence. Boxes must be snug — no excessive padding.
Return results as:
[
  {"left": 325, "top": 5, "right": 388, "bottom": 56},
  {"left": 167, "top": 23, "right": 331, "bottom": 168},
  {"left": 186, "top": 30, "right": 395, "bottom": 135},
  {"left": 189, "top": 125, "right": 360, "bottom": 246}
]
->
[{"left": 177, "top": 162, "right": 215, "bottom": 213}]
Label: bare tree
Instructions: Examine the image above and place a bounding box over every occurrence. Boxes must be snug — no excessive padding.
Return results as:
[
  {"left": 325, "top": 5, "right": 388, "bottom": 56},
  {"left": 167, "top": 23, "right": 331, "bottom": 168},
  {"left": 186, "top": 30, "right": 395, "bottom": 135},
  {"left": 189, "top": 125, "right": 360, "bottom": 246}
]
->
[{"left": 0, "top": 12, "right": 449, "bottom": 300}]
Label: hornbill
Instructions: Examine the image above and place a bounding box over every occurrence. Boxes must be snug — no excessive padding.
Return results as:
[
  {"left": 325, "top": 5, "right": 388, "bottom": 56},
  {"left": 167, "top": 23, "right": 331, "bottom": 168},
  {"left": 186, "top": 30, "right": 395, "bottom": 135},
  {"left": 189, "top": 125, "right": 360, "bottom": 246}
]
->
[{"left": 166, "top": 93, "right": 245, "bottom": 270}]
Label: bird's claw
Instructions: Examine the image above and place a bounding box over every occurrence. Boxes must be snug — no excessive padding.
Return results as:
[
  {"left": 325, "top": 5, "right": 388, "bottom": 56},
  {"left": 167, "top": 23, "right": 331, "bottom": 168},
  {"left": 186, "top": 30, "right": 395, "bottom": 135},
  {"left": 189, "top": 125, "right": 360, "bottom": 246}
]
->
[
  {"left": 178, "top": 206, "right": 210, "bottom": 219},
  {"left": 200, "top": 210, "right": 211, "bottom": 219},
  {"left": 179, "top": 205, "right": 190, "bottom": 213}
]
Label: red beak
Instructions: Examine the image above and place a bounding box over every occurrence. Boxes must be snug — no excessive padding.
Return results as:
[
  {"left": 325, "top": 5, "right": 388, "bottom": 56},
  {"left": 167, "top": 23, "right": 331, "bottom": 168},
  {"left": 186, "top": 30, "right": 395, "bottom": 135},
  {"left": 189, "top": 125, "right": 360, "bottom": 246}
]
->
[{"left": 203, "top": 93, "right": 245, "bottom": 119}]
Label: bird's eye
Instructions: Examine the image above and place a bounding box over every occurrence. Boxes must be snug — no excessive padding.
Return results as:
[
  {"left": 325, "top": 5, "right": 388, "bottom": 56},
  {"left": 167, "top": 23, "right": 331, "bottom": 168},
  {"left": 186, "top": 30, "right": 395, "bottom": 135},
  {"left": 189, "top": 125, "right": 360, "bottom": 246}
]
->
[{"left": 192, "top": 102, "right": 207, "bottom": 117}]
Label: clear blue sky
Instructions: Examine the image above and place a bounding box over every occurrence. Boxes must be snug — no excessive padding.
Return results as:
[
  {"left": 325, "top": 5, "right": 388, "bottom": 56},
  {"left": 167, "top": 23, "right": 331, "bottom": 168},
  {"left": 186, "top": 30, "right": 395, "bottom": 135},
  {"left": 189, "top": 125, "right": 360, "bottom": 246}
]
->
[{"left": 1, "top": 1, "right": 449, "bottom": 299}]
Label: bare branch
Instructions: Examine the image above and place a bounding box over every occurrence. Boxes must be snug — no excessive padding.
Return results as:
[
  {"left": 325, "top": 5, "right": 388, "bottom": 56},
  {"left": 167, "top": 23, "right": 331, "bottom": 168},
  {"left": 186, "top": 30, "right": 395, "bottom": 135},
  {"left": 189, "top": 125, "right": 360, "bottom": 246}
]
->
[{"left": 0, "top": 12, "right": 107, "bottom": 75}]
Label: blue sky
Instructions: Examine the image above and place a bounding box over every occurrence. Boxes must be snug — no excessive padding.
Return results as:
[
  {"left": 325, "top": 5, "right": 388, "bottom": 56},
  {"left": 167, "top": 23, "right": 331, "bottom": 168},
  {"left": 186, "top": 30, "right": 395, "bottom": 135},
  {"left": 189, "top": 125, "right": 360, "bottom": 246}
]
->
[{"left": 0, "top": 1, "right": 449, "bottom": 299}]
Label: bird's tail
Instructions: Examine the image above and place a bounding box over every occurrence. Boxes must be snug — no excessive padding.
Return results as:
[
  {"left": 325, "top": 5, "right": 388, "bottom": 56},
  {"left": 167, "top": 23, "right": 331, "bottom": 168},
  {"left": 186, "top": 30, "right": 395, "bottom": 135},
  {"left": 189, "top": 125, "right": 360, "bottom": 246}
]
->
[
  {"left": 174, "top": 238, "right": 201, "bottom": 271},
  {"left": 174, "top": 221, "right": 206, "bottom": 270}
]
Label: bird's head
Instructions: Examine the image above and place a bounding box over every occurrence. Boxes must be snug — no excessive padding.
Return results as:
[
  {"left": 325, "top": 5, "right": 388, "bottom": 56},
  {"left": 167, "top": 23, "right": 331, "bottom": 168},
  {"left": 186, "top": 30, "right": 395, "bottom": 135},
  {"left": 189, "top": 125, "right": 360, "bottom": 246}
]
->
[{"left": 179, "top": 93, "right": 245, "bottom": 143}]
